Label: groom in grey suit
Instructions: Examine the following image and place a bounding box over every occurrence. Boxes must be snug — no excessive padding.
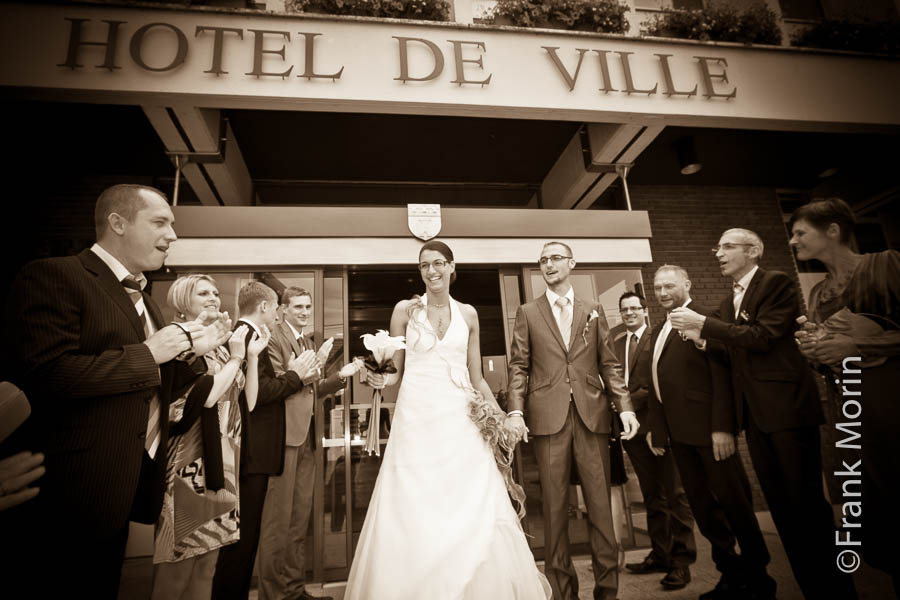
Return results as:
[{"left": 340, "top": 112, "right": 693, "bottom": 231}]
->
[{"left": 507, "top": 241, "right": 638, "bottom": 600}]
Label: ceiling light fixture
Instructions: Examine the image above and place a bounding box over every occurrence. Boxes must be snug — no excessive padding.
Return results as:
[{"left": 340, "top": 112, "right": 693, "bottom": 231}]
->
[{"left": 675, "top": 136, "right": 702, "bottom": 175}]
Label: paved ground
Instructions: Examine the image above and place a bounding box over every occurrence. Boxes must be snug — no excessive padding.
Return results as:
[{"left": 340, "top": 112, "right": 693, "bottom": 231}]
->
[{"left": 121, "top": 510, "right": 894, "bottom": 599}]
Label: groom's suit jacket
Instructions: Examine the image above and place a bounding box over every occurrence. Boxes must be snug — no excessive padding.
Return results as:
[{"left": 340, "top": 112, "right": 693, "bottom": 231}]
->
[
  {"left": 268, "top": 322, "right": 343, "bottom": 446},
  {"left": 3, "top": 249, "right": 204, "bottom": 535},
  {"left": 507, "top": 293, "right": 632, "bottom": 436}
]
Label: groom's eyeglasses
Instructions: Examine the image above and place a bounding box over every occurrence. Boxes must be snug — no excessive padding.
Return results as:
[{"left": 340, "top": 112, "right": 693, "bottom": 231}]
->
[
  {"left": 538, "top": 255, "right": 572, "bottom": 266},
  {"left": 419, "top": 259, "right": 449, "bottom": 271}
]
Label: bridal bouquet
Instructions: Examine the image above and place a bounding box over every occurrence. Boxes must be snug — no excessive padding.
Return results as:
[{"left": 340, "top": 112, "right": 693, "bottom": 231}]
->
[{"left": 359, "top": 330, "right": 406, "bottom": 456}]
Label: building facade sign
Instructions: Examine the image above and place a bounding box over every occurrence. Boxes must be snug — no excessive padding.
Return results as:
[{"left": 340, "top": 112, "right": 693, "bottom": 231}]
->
[{"left": 1, "top": 2, "right": 898, "bottom": 129}]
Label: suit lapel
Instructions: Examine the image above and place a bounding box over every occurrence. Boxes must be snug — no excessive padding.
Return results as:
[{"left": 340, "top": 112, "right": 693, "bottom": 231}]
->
[
  {"left": 78, "top": 249, "right": 145, "bottom": 339},
  {"left": 144, "top": 290, "right": 164, "bottom": 331},
  {"left": 283, "top": 322, "right": 303, "bottom": 356},
  {"left": 569, "top": 296, "right": 586, "bottom": 353},
  {"left": 737, "top": 268, "right": 763, "bottom": 324},
  {"left": 536, "top": 294, "right": 568, "bottom": 353}
]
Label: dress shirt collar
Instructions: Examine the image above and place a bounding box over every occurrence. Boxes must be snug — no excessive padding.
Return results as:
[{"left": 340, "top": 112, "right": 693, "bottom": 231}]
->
[
  {"left": 545, "top": 286, "right": 575, "bottom": 307},
  {"left": 627, "top": 323, "right": 647, "bottom": 341},
  {"left": 285, "top": 319, "right": 302, "bottom": 341},
  {"left": 90, "top": 243, "right": 135, "bottom": 283},
  {"left": 734, "top": 265, "right": 759, "bottom": 293}
]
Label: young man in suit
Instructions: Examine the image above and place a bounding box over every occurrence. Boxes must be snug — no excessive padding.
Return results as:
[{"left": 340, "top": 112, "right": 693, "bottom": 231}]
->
[
  {"left": 670, "top": 229, "right": 857, "bottom": 600},
  {"left": 257, "top": 287, "right": 357, "bottom": 600},
  {"left": 2, "top": 184, "right": 229, "bottom": 597},
  {"left": 212, "top": 282, "right": 318, "bottom": 600},
  {"left": 614, "top": 292, "right": 696, "bottom": 590},
  {"left": 507, "top": 241, "right": 638, "bottom": 600},
  {"left": 648, "top": 265, "right": 774, "bottom": 600}
]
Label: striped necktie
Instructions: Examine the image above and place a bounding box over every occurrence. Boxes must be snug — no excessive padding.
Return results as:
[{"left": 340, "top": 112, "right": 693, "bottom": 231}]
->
[{"left": 122, "top": 274, "right": 161, "bottom": 459}]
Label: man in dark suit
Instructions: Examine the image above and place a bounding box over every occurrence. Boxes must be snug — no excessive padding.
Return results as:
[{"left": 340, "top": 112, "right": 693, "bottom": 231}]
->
[
  {"left": 258, "top": 286, "right": 357, "bottom": 600},
  {"left": 648, "top": 265, "right": 774, "bottom": 600},
  {"left": 212, "top": 282, "right": 317, "bottom": 600},
  {"left": 670, "top": 228, "right": 858, "bottom": 600},
  {"left": 507, "top": 241, "right": 638, "bottom": 600},
  {"left": 614, "top": 291, "right": 696, "bottom": 590},
  {"left": 2, "top": 184, "right": 229, "bottom": 597}
]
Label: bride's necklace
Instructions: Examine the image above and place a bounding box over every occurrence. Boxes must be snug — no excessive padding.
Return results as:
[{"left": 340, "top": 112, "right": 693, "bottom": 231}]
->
[{"left": 427, "top": 302, "right": 450, "bottom": 337}]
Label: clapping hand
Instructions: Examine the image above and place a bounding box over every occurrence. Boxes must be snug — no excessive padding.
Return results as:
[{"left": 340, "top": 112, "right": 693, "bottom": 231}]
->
[
  {"left": 228, "top": 325, "right": 250, "bottom": 361},
  {"left": 144, "top": 321, "right": 204, "bottom": 364},
  {"left": 247, "top": 325, "right": 271, "bottom": 358},
  {"left": 191, "top": 311, "right": 234, "bottom": 356},
  {"left": 289, "top": 349, "right": 318, "bottom": 381},
  {"left": 317, "top": 337, "right": 335, "bottom": 370}
]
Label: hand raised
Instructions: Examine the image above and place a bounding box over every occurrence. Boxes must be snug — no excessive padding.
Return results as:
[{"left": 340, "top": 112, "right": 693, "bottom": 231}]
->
[
  {"left": 247, "top": 325, "right": 271, "bottom": 358},
  {"left": 191, "top": 312, "right": 234, "bottom": 356},
  {"left": 228, "top": 325, "right": 249, "bottom": 360},
  {"left": 317, "top": 337, "right": 334, "bottom": 366},
  {"left": 338, "top": 357, "right": 365, "bottom": 380}
]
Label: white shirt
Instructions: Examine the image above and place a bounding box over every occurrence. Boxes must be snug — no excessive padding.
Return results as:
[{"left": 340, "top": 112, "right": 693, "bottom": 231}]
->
[
  {"left": 90, "top": 243, "right": 155, "bottom": 335},
  {"left": 624, "top": 323, "right": 647, "bottom": 386},
  {"left": 651, "top": 298, "right": 692, "bottom": 403},
  {"left": 733, "top": 265, "right": 759, "bottom": 319}
]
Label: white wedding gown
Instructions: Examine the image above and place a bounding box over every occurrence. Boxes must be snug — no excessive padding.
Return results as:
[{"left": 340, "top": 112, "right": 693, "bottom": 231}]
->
[{"left": 344, "top": 295, "right": 551, "bottom": 600}]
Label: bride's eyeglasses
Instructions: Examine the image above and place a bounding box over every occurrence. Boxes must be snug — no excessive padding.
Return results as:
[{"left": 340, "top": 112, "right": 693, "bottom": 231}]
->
[{"left": 419, "top": 259, "right": 449, "bottom": 271}]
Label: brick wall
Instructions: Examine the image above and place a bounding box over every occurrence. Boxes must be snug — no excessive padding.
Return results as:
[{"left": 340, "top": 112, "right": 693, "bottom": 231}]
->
[{"left": 630, "top": 185, "right": 802, "bottom": 510}]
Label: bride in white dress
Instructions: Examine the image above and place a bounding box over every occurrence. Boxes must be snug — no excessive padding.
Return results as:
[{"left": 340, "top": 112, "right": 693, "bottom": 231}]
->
[{"left": 344, "top": 241, "right": 551, "bottom": 600}]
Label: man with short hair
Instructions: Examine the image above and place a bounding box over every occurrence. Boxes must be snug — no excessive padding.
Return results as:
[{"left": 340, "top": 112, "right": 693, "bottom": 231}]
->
[
  {"left": 212, "top": 282, "right": 318, "bottom": 600},
  {"left": 507, "top": 241, "right": 638, "bottom": 600},
  {"left": 614, "top": 291, "right": 696, "bottom": 591},
  {"left": 3, "top": 183, "right": 229, "bottom": 597},
  {"left": 258, "top": 287, "right": 356, "bottom": 600},
  {"left": 648, "top": 265, "right": 774, "bottom": 600},
  {"left": 670, "top": 228, "right": 857, "bottom": 600}
]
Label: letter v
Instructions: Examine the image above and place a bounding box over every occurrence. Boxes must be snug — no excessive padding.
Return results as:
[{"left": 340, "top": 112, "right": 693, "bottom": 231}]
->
[{"left": 543, "top": 47, "right": 589, "bottom": 92}]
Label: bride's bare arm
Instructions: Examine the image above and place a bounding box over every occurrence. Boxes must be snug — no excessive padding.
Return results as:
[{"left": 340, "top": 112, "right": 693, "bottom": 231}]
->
[{"left": 462, "top": 304, "right": 502, "bottom": 412}]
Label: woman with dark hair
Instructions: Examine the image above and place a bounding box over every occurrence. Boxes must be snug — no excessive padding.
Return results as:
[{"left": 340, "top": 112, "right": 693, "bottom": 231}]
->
[
  {"left": 790, "top": 197, "right": 900, "bottom": 593},
  {"left": 345, "top": 241, "right": 551, "bottom": 599},
  {"left": 150, "top": 274, "right": 269, "bottom": 600}
]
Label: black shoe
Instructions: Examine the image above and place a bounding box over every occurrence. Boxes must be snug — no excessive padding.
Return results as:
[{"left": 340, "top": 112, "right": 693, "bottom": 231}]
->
[
  {"left": 660, "top": 565, "right": 691, "bottom": 590},
  {"left": 698, "top": 577, "right": 748, "bottom": 600},
  {"left": 625, "top": 553, "right": 670, "bottom": 574}
]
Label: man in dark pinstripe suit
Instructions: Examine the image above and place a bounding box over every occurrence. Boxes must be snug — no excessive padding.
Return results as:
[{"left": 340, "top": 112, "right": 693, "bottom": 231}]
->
[{"left": 2, "top": 184, "right": 229, "bottom": 597}]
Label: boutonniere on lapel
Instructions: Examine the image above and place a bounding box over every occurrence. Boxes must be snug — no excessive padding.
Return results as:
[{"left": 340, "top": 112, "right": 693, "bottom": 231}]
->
[
  {"left": 740, "top": 310, "right": 751, "bottom": 322},
  {"left": 582, "top": 309, "right": 601, "bottom": 345}
]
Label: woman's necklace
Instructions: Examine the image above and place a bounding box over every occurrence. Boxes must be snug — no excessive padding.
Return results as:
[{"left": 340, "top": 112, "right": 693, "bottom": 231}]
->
[{"left": 428, "top": 302, "right": 449, "bottom": 337}]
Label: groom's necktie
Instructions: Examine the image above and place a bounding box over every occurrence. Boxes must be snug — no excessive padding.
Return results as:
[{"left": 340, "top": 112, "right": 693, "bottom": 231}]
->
[
  {"left": 555, "top": 296, "right": 572, "bottom": 349},
  {"left": 122, "top": 274, "right": 161, "bottom": 459}
]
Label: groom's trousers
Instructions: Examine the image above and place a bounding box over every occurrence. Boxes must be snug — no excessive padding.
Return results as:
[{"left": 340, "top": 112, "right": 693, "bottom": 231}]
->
[{"left": 533, "top": 402, "right": 618, "bottom": 600}]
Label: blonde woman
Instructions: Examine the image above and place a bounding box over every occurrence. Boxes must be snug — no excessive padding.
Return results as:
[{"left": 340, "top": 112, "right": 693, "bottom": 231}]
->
[{"left": 150, "top": 274, "right": 268, "bottom": 600}]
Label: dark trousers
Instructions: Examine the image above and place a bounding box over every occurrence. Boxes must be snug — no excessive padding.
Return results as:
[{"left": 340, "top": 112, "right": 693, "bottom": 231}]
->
[
  {"left": 212, "top": 473, "right": 270, "bottom": 600},
  {"left": 533, "top": 403, "right": 617, "bottom": 600},
  {"left": 671, "top": 441, "right": 772, "bottom": 588},
  {"left": 623, "top": 430, "right": 697, "bottom": 568},
  {"left": 745, "top": 417, "right": 858, "bottom": 600}
]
